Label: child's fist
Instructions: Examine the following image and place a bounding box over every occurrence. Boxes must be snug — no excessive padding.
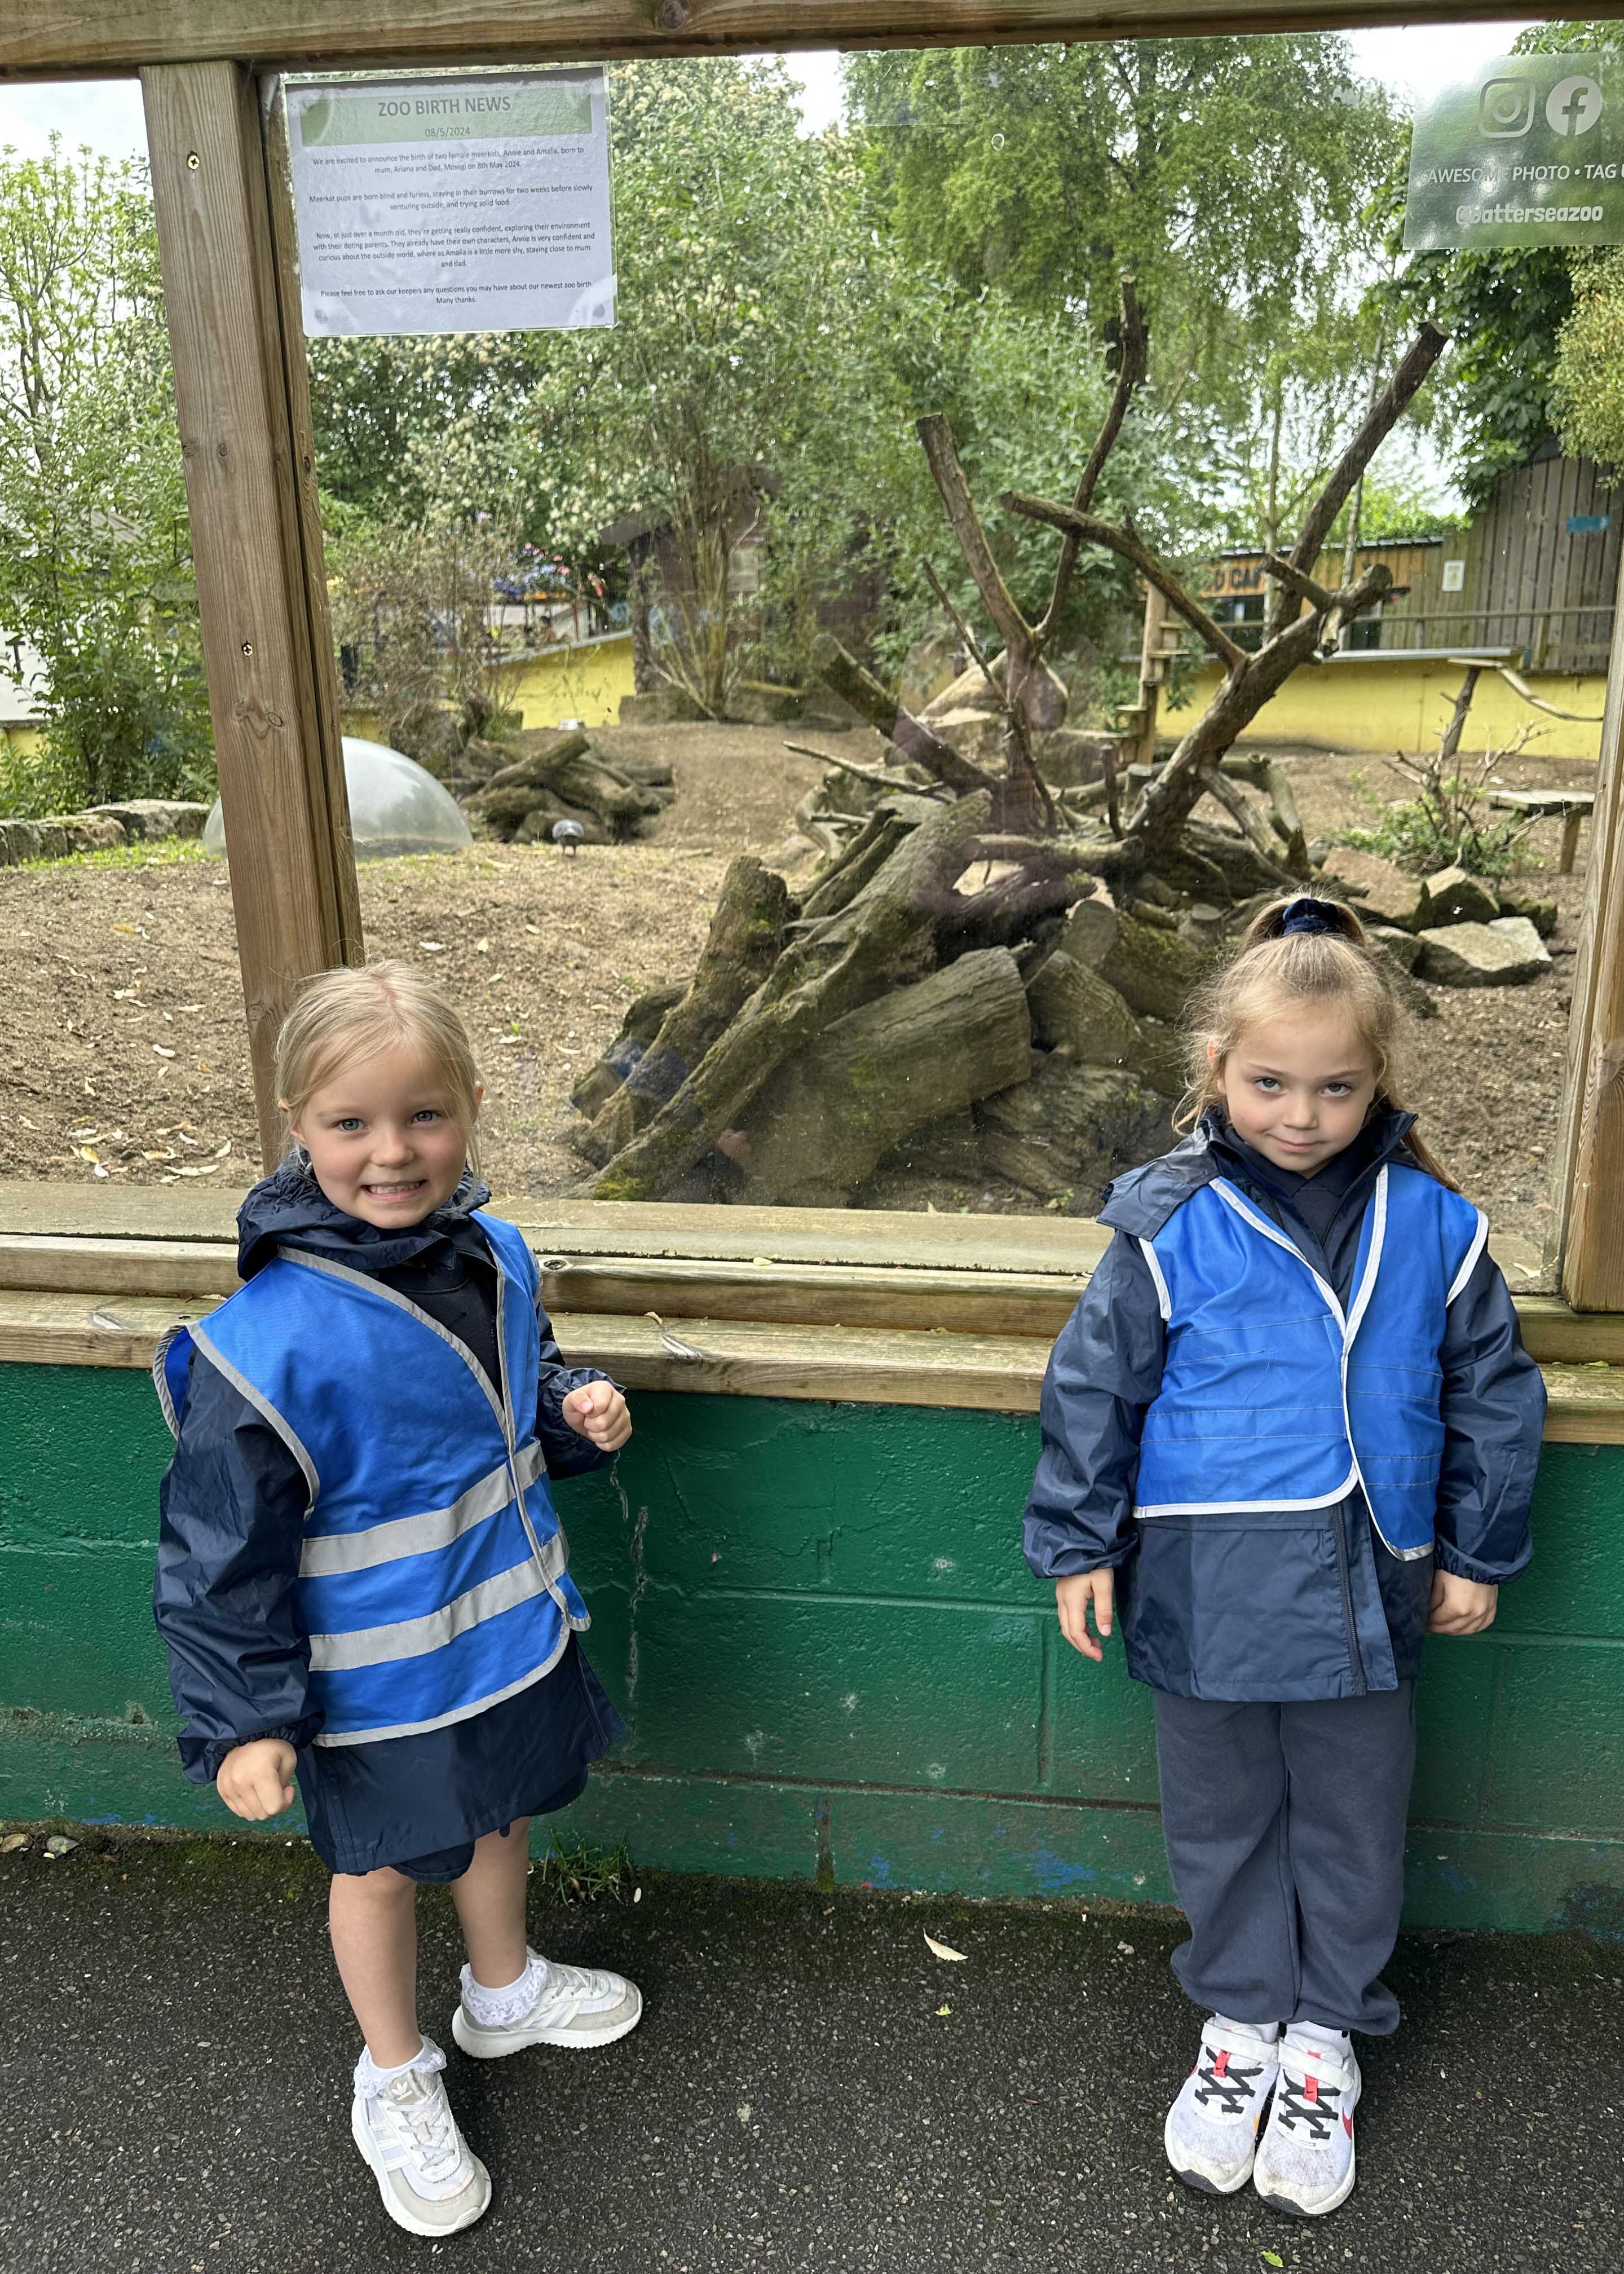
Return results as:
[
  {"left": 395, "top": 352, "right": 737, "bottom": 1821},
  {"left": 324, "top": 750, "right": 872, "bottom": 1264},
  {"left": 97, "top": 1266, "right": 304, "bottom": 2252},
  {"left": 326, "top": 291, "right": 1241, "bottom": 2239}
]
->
[
  {"left": 1056, "top": 1569, "right": 1115, "bottom": 1663},
  {"left": 562, "top": 1378, "right": 632, "bottom": 1451},
  {"left": 1427, "top": 1569, "right": 1498, "bottom": 1636},
  {"left": 217, "top": 1737, "right": 297, "bottom": 1821}
]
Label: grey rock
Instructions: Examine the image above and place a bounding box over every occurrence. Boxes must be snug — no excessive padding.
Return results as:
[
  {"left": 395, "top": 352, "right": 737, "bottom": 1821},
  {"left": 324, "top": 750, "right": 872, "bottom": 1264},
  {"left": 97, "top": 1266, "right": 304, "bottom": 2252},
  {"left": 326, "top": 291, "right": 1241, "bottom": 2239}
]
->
[
  {"left": 1320, "top": 845, "right": 1431, "bottom": 931},
  {"left": 81, "top": 799, "right": 209, "bottom": 841},
  {"left": 1497, "top": 886, "right": 1558, "bottom": 938},
  {"left": 0, "top": 814, "right": 127, "bottom": 865},
  {"left": 1369, "top": 923, "right": 1424, "bottom": 972},
  {"left": 1415, "top": 918, "right": 1551, "bottom": 987},
  {"left": 1424, "top": 865, "right": 1501, "bottom": 927}
]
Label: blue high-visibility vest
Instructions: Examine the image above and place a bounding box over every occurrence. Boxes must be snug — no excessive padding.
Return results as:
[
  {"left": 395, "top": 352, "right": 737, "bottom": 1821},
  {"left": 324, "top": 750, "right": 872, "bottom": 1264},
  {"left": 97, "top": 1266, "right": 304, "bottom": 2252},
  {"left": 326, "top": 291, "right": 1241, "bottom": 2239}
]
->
[
  {"left": 1132, "top": 1164, "right": 1488, "bottom": 1557},
  {"left": 154, "top": 1210, "right": 588, "bottom": 1747}
]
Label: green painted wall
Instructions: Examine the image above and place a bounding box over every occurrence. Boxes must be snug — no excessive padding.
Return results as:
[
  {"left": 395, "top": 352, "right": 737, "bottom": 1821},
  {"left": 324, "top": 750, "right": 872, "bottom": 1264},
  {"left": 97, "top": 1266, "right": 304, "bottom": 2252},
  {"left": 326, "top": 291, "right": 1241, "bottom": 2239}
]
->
[{"left": 3, "top": 1364, "right": 1622, "bottom": 1935}]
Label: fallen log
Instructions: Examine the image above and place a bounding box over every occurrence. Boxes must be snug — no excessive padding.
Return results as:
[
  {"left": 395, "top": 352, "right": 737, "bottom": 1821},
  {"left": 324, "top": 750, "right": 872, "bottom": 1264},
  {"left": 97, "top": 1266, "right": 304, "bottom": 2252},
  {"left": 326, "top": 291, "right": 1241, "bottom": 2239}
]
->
[
  {"left": 797, "top": 810, "right": 917, "bottom": 926},
  {"left": 570, "top": 980, "right": 689, "bottom": 1116},
  {"left": 976, "top": 1055, "right": 1172, "bottom": 1207},
  {"left": 577, "top": 857, "right": 792, "bottom": 1162},
  {"left": 589, "top": 794, "right": 992, "bottom": 1201},
  {"left": 1026, "top": 950, "right": 1184, "bottom": 1096},
  {"left": 474, "top": 729, "right": 661, "bottom": 840},
  {"left": 734, "top": 948, "right": 1032, "bottom": 1204}
]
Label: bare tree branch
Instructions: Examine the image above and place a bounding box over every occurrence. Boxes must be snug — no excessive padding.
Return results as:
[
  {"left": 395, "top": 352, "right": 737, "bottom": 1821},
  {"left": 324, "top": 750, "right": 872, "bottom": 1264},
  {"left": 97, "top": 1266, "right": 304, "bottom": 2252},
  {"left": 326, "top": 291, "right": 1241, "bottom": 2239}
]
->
[
  {"left": 784, "top": 741, "right": 948, "bottom": 800},
  {"left": 1287, "top": 323, "right": 1450, "bottom": 596},
  {"left": 1002, "top": 490, "right": 1247, "bottom": 673},
  {"left": 811, "top": 634, "right": 994, "bottom": 799},
  {"left": 921, "top": 556, "right": 999, "bottom": 696},
  {"left": 1196, "top": 765, "right": 1296, "bottom": 884},
  {"left": 1261, "top": 552, "right": 1335, "bottom": 613},
  {"left": 1036, "top": 274, "right": 1149, "bottom": 643},
  {"left": 916, "top": 412, "right": 1033, "bottom": 666}
]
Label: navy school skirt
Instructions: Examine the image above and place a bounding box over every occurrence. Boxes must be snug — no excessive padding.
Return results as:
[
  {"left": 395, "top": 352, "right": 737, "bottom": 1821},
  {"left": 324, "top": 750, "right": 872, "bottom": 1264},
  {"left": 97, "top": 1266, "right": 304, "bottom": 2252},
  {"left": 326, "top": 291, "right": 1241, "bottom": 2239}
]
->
[{"left": 295, "top": 1635, "right": 625, "bottom": 1880}]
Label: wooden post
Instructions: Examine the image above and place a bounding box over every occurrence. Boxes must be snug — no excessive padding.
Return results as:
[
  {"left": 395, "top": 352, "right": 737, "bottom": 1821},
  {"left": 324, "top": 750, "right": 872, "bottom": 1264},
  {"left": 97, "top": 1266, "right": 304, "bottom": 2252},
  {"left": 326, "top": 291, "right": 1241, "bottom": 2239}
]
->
[
  {"left": 1132, "top": 580, "right": 1170, "bottom": 772},
  {"left": 1554, "top": 533, "right": 1624, "bottom": 1309},
  {"left": 142, "top": 61, "right": 363, "bottom": 1169}
]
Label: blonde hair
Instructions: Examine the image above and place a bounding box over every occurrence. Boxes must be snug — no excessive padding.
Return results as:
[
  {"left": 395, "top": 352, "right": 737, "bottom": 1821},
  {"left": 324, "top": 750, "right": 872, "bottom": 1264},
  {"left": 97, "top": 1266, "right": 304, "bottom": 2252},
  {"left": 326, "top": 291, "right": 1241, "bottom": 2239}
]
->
[
  {"left": 275, "top": 960, "right": 483, "bottom": 1174},
  {"left": 1176, "top": 897, "right": 1456, "bottom": 1188}
]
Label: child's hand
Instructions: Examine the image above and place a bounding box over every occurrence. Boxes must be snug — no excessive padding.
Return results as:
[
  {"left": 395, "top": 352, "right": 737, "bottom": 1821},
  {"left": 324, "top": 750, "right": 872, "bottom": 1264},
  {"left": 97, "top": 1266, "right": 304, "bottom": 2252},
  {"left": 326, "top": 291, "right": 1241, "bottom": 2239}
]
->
[
  {"left": 1056, "top": 1570, "right": 1115, "bottom": 1663},
  {"left": 562, "top": 1378, "right": 632, "bottom": 1452},
  {"left": 1428, "top": 1569, "right": 1499, "bottom": 1636},
  {"left": 217, "top": 1738, "right": 297, "bottom": 1821}
]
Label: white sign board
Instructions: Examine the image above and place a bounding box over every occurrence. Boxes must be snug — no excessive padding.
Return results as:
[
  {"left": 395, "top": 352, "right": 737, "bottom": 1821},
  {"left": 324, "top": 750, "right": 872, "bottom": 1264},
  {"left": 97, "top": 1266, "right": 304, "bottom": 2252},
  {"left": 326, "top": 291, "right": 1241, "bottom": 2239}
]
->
[{"left": 285, "top": 69, "right": 614, "bottom": 336}]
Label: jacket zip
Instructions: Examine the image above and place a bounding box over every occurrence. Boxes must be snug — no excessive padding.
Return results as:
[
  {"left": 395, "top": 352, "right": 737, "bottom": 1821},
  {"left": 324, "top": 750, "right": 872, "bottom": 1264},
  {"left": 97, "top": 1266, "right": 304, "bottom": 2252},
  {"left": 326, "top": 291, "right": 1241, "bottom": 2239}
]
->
[{"left": 1330, "top": 1497, "right": 1369, "bottom": 1696}]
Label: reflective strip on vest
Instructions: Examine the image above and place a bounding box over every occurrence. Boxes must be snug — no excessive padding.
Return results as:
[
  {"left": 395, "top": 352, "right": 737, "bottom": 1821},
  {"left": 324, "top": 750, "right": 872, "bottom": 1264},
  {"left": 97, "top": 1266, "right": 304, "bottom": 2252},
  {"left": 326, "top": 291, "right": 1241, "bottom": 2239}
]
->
[
  {"left": 299, "top": 1440, "right": 546, "bottom": 1578},
  {"left": 308, "top": 1521, "right": 570, "bottom": 1671}
]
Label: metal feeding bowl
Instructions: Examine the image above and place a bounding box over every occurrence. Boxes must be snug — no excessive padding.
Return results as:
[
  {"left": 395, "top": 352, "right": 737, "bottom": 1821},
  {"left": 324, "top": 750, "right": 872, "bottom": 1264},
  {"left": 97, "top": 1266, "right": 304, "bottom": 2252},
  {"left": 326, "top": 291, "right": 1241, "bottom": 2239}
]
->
[{"left": 551, "top": 818, "right": 586, "bottom": 857}]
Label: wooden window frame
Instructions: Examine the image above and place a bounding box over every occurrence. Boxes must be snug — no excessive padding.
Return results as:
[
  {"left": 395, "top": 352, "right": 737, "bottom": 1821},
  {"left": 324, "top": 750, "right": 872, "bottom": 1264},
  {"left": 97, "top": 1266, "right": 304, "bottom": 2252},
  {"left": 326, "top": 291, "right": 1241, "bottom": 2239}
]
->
[{"left": 6, "top": 0, "right": 1624, "bottom": 1309}]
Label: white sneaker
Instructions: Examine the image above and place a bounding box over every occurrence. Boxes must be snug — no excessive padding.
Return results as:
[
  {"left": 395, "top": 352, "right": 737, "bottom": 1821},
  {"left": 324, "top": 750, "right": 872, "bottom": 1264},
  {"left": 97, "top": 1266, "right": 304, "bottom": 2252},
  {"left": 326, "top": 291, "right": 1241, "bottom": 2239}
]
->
[
  {"left": 1164, "top": 2016, "right": 1281, "bottom": 2194},
  {"left": 1254, "top": 2024, "right": 1362, "bottom": 2217},
  {"left": 451, "top": 1945, "right": 643, "bottom": 2058},
  {"left": 350, "top": 2035, "right": 491, "bottom": 2237}
]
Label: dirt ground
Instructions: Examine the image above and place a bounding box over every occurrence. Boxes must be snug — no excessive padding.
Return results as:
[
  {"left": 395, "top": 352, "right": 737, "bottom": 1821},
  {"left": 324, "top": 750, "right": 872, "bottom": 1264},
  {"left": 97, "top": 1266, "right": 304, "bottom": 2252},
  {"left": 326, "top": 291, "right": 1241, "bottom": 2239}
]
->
[{"left": 0, "top": 724, "right": 1590, "bottom": 1262}]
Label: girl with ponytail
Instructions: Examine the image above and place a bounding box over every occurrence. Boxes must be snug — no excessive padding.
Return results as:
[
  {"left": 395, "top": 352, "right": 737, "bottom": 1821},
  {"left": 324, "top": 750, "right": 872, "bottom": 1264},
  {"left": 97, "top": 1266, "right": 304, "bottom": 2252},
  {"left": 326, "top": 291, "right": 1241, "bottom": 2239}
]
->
[{"left": 1022, "top": 895, "right": 1545, "bottom": 2220}]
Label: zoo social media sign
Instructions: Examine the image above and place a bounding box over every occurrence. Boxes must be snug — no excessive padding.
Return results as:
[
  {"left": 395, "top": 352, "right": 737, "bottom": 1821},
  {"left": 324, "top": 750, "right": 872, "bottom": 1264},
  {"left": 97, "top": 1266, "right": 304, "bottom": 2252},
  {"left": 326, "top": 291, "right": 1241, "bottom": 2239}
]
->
[{"left": 1405, "top": 53, "right": 1623, "bottom": 250}]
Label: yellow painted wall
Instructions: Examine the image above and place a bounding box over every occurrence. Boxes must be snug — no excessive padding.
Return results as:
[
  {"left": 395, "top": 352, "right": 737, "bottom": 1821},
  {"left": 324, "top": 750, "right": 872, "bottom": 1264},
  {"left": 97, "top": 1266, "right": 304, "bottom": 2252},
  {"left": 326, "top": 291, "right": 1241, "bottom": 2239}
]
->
[
  {"left": 1179, "top": 655, "right": 1607, "bottom": 763},
  {"left": 345, "top": 636, "right": 638, "bottom": 748},
  {"left": 500, "top": 634, "right": 637, "bottom": 730},
  {"left": 1, "top": 724, "right": 45, "bottom": 761}
]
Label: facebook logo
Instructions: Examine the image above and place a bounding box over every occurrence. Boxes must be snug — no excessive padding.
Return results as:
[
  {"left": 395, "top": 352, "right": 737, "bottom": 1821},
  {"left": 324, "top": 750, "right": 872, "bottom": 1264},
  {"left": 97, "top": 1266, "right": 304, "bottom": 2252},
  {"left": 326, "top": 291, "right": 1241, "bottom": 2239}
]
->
[{"left": 1547, "top": 75, "right": 1604, "bottom": 137}]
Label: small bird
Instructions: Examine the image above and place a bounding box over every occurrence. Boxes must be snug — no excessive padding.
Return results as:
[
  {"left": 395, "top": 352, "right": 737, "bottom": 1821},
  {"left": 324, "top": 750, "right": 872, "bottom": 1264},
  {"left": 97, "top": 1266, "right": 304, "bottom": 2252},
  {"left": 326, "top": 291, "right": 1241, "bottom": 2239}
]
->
[{"left": 551, "top": 818, "right": 586, "bottom": 857}]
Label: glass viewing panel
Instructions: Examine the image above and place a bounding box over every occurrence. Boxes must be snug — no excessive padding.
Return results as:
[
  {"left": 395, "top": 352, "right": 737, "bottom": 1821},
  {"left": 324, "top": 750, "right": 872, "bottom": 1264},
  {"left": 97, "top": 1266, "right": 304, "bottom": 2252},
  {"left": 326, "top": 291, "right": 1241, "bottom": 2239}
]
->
[{"left": 2, "top": 30, "right": 1612, "bottom": 1292}]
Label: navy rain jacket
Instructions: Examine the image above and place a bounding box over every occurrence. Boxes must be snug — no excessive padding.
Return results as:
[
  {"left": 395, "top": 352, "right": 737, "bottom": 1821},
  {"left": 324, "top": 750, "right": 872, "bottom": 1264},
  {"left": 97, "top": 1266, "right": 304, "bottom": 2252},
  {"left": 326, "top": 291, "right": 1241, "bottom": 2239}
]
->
[
  {"left": 1022, "top": 1111, "right": 1545, "bottom": 1701},
  {"left": 153, "top": 1162, "right": 617, "bottom": 1781}
]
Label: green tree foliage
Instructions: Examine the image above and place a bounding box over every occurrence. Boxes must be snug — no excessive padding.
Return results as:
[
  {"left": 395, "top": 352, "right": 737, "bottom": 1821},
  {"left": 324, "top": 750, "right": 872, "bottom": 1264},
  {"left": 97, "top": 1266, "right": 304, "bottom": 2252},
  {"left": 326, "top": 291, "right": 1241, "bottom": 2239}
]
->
[
  {"left": 1554, "top": 249, "right": 1624, "bottom": 473},
  {"left": 842, "top": 41, "right": 1401, "bottom": 364},
  {"left": 0, "top": 141, "right": 210, "bottom": 816}
]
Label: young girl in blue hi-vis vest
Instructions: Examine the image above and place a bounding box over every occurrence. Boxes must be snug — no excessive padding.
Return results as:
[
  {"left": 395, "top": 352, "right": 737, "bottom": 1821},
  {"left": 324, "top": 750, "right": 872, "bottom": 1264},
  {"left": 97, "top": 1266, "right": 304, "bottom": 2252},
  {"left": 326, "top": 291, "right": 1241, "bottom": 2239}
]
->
[
  {"left": 1023, "top": 896, "right": 1544, "bottom": 2222},
  {"left": 154, "top": 962, "right": 641, "bottom": 2240}
]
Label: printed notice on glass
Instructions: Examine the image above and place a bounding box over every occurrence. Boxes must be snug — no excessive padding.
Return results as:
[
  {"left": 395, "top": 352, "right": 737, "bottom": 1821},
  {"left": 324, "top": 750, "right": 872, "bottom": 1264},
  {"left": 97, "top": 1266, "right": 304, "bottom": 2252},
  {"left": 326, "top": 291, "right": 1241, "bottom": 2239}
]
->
[
  {"left": 1404, "top": 51, "right": 1624, "bottom": 251},
  {"left": 285, "top": 69, "right": 614, "bottom": 336}
]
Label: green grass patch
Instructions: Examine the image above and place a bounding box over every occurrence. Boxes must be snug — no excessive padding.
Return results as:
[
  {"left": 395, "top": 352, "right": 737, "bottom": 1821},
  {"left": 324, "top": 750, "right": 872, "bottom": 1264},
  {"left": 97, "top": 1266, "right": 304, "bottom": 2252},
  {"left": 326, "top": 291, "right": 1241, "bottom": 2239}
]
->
[
  {"left": 12, "top": 836, "right": 217, "bottom": 876},
  {"left": 529, "top": 1832, "right": 635, "bottom": 1906}
]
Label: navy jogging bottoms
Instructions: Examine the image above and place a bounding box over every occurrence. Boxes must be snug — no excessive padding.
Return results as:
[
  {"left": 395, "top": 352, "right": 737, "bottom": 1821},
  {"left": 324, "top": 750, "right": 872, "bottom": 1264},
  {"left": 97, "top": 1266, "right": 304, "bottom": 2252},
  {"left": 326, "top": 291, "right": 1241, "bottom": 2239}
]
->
[{"left": 1151, "top": 1685, "right": 1417, "bottom": 2036}]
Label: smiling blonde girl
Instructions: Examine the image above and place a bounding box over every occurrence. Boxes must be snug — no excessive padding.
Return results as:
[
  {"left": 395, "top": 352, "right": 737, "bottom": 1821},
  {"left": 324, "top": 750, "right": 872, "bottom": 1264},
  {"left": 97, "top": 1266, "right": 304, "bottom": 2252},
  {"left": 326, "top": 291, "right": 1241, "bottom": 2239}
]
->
[
  {"left": 1023, "top": 896, "right": 1545, "bottom": 2219},
  {"left": 154, "top": 962, "right": 638, "bottom": 2239}
]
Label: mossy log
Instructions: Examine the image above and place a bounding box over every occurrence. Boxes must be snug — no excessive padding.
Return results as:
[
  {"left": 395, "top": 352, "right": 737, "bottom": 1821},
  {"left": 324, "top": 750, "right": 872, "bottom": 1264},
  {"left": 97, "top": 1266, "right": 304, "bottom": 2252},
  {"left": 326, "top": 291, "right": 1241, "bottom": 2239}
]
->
[
  {"left": 589, "top": 794, "right": 993, "bottom": 1201},
  {"left": 1098, "top": 907, "right": 1213, "bottom": 1025},
  {"left": 1026, "top": 951, "right": 1184, "bottom": 1097},
  {"left": 796, "top": 810, "right": 917, "bottom": 926},
  {"left": 577, "top": 857, "right": 793, "bottom": 1163},
  {"left": 976, "top": 1055, "right": 1173, "bottom": 1209},
  {"left": 570, "top": 981, "right": 688, "bottom": 1116},
  {"left": 735, "top": 948, "right": 1031, "bottom": 1204}
]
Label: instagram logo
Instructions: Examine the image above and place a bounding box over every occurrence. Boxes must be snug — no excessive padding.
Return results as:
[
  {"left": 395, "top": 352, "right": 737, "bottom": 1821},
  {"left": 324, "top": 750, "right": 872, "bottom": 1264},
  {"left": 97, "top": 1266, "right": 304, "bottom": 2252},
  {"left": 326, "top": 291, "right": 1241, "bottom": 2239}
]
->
[{"left": 1480, "top": 77, "right": 1537, "bottom": 136}]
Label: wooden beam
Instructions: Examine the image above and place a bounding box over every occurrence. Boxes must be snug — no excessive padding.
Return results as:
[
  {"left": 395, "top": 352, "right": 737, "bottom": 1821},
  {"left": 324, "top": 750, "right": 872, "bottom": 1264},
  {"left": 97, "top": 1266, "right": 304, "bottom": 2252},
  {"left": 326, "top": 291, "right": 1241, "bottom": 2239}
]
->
[
  {"left": 0, "top": 1228, "right": 1616, "bottom": 1358},
  {"left": 1555, "top": 522, "right": 1624, "bottom": 1310},
  {"left": 7, "top": 1, "right": 1623, "bottom": 77},
  {"left": 2, "top": 1289, "right": 1618, "bottom": 1437},
  {"left": 142, "top": 62, "right": 363, "bottom": 1169}
]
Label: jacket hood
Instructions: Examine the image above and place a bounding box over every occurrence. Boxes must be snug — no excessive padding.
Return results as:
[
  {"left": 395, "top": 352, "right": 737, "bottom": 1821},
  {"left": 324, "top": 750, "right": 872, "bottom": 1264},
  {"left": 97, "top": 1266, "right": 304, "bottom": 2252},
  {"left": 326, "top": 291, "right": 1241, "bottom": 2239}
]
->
[
  {"left": 235, "top": 1156, "right": 492, "bottom": 1281},
  {"left": 1097, "top": 1105, "right": 1422, "bottom": 1242}
]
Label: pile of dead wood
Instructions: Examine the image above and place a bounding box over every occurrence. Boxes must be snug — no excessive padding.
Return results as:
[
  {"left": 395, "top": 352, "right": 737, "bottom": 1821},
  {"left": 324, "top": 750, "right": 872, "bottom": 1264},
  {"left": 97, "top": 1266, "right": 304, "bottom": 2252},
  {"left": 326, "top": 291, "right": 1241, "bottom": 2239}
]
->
[
  {"left": 448, "top": 727, "right": 676, "bottom": 845},
  {"left": 561, "top": 282, "right": 1453, "bottom": 1209}
]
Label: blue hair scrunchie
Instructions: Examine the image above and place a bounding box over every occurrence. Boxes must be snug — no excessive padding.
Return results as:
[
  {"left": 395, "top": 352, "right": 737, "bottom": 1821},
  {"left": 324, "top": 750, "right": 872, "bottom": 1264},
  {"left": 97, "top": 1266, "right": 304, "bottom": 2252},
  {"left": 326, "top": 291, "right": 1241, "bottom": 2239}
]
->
[{"left": 1280, "top": 896, "right": 1336, "bottom": 936}]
